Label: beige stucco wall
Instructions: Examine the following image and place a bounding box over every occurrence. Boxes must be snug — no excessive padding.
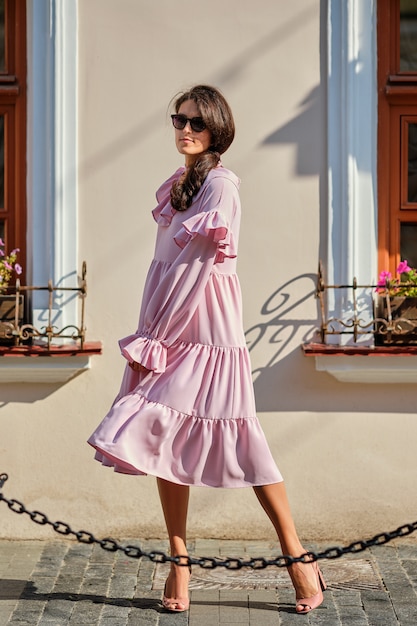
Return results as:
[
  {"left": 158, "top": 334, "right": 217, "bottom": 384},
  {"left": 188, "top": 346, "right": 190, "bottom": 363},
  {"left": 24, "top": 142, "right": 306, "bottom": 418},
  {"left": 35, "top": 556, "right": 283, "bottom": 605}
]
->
[{"left": 1, "top": 0, "right": 416, "bottom": 549}]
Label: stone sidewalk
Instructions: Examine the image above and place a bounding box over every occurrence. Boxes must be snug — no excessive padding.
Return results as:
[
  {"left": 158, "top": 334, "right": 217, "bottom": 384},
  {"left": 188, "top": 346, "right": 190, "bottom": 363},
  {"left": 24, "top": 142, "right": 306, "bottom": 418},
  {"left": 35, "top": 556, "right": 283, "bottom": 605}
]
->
[{"left": 0, "top": 536, "right": 417, "bottom": 625}]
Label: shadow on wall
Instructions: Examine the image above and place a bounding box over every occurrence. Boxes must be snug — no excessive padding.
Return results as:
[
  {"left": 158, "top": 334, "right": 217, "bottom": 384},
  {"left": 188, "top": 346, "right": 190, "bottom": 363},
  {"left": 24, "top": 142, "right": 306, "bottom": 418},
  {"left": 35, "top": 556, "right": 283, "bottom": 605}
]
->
[
  {"left": 246, "top": 273, "right": 318, "bottom": 413},
  {"left": 0, "top": 383, "right": 62, "bottom": 405},
  {"left": 246, "top": 272, "right": 318, "bottom": 362},
  {"left": 78, "top": 3, "right": 321, "bottom": 182},
  {"left": 248, "top": 275, "right": 417, "bottom": 415},
  {"left": 261, "top": 86, "right": 322, "bottom": 176}
]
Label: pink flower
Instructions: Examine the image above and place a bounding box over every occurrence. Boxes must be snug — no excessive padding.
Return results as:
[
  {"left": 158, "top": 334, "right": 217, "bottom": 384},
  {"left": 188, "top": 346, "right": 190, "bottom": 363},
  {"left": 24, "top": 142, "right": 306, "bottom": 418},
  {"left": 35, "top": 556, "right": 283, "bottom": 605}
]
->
[
  {"left": 397, "top": 260, "right": 412, "bottom": 274},
  {"left": 377, "top": 270, "right": 392, "bottom": 286},
  {"left": 4, "top": 261, "right": 12, "bottom": 270},
  {"left": 0, "top": 249, "right": 4, "bottom": 257},
  {"left": 14, "top": 263, "right": 22, "bottom": 275},
  {"left": 0, "top": 238, "right": 4, "bottom": 247}
]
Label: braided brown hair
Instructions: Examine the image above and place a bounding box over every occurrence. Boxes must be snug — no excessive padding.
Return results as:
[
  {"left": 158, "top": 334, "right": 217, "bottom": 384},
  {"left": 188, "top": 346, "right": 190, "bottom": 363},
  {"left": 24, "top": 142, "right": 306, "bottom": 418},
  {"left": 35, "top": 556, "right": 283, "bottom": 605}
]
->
[{"left": 170, "top": 85, "right": 235, "bottom": 211}]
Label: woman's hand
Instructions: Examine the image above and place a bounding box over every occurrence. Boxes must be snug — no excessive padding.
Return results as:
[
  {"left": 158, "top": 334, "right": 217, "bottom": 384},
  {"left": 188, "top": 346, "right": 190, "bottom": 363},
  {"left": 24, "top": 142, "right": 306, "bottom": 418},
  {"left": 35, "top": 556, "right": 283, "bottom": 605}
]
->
[{"left": 129, "top": 361, "right": 151, "bottom": 375}]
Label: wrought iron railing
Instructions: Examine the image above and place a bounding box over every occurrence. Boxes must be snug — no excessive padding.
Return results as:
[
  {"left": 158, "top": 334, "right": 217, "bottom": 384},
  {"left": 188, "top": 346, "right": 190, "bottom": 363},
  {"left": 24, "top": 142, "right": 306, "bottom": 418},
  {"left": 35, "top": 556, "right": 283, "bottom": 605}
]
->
[
  {"left": 0, "top": 262, "right": 87, "bottom": 349},
  {"left": 316, "top": 262, "right": 417, "bottom": 345}
]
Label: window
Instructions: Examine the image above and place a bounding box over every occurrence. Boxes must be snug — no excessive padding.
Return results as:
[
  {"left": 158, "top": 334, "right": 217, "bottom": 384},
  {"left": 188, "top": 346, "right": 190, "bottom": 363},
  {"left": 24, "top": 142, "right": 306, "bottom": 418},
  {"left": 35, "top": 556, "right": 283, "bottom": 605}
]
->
[
  {"left": 378, "top": 0, "right": 417, "bottom": 274},
  {"left": 307, "top": 0, "right": 417, "bottom": 382},
  {"left": 0, "top": 0, "right": 26, "bottom": 282},
  {"left": 0, "top": 2, "right": 102, "bottom": 383}
]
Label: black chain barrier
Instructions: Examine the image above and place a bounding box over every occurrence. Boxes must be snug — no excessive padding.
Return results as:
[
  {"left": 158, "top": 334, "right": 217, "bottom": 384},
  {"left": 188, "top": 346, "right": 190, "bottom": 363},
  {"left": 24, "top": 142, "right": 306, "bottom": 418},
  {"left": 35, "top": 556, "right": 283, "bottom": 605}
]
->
[{"left": 1, "top": 472, "right": 416, "bottom": 570}]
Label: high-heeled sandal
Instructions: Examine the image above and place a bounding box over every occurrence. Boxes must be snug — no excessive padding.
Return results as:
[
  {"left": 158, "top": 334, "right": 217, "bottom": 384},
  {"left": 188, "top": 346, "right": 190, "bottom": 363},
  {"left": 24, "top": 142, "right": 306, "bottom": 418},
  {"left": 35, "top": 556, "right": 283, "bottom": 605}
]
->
[
  {"left": 295, "top": 561, "right": 327, "bottom": 614},
  {"left": 162, "top": 565, "right": 192, "bottom": 613}
]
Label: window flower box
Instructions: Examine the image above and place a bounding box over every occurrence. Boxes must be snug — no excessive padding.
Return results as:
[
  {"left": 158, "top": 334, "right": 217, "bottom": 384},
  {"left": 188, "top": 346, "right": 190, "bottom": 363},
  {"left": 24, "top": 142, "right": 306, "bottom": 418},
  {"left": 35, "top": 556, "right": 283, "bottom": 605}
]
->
[
  {"left": 374, "top": 296, "right": 417, "bottom": 346},
  {"left": 374, "top": 261, "right": 417, "bottom": 346},
  {"left": 0, "top": 294, "right": 24, "bottom": 344}
]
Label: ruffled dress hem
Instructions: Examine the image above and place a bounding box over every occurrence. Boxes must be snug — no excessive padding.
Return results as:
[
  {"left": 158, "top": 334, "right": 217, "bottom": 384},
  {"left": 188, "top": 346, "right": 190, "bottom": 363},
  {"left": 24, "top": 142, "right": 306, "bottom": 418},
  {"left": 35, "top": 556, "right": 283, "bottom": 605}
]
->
[
  {"left": 87, "top": 392, "right": 283, "bottom": 488},
  {"left": 89, "top": 445, "right": 282, "bottom": 488}
]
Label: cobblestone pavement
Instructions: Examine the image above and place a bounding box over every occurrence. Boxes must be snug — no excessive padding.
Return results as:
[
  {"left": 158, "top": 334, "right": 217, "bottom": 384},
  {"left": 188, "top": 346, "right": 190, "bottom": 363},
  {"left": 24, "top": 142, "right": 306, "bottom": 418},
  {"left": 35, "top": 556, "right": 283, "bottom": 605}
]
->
[{"left": 0, "top": 536, "right": 416, "bottom": 625}]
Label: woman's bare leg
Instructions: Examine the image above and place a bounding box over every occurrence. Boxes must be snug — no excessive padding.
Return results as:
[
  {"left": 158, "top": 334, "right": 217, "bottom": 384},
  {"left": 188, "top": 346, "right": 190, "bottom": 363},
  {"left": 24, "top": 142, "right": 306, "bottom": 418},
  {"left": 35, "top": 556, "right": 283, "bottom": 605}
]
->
[
  {"left": 253, "top": 482, "right": 320, "bottom": 603},
  {"left": 157, "top": 478, "right": 191, "bottom": 606}
]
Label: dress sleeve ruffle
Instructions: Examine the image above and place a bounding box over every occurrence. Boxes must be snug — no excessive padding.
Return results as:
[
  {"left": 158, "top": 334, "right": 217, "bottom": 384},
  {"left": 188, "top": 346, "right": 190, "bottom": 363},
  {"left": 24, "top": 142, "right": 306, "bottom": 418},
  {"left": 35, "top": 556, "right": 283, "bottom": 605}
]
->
[
  {"left": 152, "top": 167, "right": 185, "bottom": 226},
  {"left": 118, "top": 333, "right": 167, "bottom": 373},
  {"left": 174, "top": 209, "right": 237, "bottom": 264},
  {"left": 152, "top": 200, "right": 175, "bottom": 226}
]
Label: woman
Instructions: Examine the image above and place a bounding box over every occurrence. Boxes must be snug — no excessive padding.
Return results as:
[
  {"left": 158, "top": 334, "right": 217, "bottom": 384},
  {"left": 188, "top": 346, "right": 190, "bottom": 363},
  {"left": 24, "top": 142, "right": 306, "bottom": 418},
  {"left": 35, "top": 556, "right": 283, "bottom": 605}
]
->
[{"left": 88, "top": 85, "right": 326, "bottom": 614}]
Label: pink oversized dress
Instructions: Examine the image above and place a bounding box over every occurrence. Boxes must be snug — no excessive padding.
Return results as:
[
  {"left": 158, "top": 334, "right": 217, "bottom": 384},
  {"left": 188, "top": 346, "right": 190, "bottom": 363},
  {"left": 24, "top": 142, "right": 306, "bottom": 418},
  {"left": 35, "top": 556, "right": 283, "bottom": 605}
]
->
[{"left": 88, "top": 165, "right": 283, "bottom": 488}]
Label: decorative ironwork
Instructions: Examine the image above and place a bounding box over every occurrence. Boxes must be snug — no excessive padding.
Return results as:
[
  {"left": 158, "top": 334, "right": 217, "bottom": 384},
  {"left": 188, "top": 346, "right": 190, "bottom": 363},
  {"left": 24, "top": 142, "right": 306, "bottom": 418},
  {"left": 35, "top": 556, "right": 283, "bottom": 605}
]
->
[
  {"left": 316, "top": 261, "right": 417, "bottom": 344},
  {"left": 0, "top": 262, "right": 87, "bottom": 349}
]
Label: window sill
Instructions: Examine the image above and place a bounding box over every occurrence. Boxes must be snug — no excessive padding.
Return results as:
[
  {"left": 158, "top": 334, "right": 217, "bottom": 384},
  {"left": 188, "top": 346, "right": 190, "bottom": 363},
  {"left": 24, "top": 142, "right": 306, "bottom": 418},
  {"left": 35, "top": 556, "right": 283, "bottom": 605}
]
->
[
  {"left": 302, "top": 343, "right": 417, "bottom": 383},
  {"left": 0, "top": 342, "right": 102, "bottom": 383}
]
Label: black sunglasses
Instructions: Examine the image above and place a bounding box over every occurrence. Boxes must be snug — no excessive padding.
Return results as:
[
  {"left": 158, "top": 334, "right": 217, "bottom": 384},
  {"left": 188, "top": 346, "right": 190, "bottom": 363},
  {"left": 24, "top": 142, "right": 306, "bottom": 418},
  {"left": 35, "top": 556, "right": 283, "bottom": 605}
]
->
[{"left": 171, "top": 114, "right": 207, "bottom": 133}]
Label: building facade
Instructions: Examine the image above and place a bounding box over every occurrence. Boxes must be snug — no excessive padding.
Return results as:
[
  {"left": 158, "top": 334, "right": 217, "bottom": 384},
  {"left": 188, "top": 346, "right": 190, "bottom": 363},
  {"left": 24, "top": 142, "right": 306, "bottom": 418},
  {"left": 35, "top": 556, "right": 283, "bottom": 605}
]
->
[{"left": 1, "top": 0, "right": 416, "bottom": 545}]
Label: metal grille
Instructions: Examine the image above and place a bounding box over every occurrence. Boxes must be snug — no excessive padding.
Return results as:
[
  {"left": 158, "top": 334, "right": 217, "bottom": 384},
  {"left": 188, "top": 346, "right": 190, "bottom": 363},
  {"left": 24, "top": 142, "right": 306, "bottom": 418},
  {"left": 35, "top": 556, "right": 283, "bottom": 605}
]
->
[
  {"left": 316, "top": 261, "right": 417, "bottom": 344},
  {"left": 0, "top": 262, "right": 87, "bottom": 348}
]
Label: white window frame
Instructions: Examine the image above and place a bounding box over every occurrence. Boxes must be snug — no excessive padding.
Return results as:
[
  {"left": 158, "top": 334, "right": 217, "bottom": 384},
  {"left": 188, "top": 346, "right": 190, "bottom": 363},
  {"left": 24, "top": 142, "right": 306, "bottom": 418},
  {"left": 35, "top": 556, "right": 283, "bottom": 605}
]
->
[
  {"left": 326, "top": 0, "right": 377, "bottom": 327},
  {"left": 27, "top": 0, "right": 78, "bottom": 324}
]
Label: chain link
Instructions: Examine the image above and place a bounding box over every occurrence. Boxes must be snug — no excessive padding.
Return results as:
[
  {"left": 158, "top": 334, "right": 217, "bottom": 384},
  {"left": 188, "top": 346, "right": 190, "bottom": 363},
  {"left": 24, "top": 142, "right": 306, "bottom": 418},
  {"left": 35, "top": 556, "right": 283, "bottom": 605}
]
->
[
  {"left": 1, "top": 473, "right": 416, "bottom": 569},
  {"left": 75, "top": 530, "right": 96, "bottom": 544},
  {"left": 29, "top": 511, "right": 49, "bottom": 525}
]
